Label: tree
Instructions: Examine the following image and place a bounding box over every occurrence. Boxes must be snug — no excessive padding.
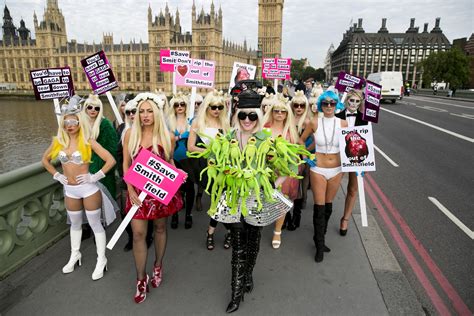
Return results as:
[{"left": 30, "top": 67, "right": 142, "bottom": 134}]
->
[
  {"left": 290, "top": 59, "right": 305, "bottom": 81},
  {"left": 420, "top": 47, "right": 470, "bottom": 89}
]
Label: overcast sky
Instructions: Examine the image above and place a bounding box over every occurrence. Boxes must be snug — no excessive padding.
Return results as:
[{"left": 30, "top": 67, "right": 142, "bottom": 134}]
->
[{"left": 6, "top": 0, "right": 474, "bottom": 68}]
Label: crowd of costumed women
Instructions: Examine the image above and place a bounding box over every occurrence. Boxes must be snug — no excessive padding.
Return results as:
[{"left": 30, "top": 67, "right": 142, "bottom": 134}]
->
[{"left": 43, "top": 79, "right": 368, "bottom": 311}]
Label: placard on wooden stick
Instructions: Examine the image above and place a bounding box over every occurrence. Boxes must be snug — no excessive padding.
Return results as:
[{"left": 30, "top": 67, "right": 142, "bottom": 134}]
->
[{"left": 107, "top": 148, "right": 187, "bottom": 249}]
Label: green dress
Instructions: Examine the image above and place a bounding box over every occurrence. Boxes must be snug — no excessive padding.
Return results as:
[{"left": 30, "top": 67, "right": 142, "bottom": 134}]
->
[{"left": 90, "top": 118, "right": 118, "bottom": 199}]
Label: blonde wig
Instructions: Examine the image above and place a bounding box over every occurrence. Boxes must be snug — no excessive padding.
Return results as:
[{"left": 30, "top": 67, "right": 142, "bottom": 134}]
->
[
  {"left": 291, "top": 90, "right": 310, "bottom": 134},
  {"left": 195, "top": 90, "right": 230, "bottom": 135},
  {"left": 167, "top": 91, "right": 190, "bottom": 132},
  {"left": 263, "top": 94, "right": 299, "bottom": 142},
  {"left": 232, "top": 108, "right": 264, "bottom": 134},
  {"left": 120, "top": 100, "right": 138, "bottom": 143},
  {"left": 83, "top": 94, "right": 104, "bottom": 140},
  {"left": 127, "top": 93, "right": 172, "bottom": 161},
  {"left": 260, "top": 93, "right": 276, "bottom": 114},
  {"left": 155, "top": 88, "right": 169, "bottom": 110},
  {"left": 50, "top": 113, "right": 91, "bottom": 162}
]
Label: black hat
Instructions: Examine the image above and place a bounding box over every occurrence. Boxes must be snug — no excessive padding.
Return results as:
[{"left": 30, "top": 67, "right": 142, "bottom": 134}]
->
[
  {"left": 231, "top": 80, "right": 263, "bottom": 109},
  {"left": 235, "top": 89, "right": 262, "bottom": 109}
]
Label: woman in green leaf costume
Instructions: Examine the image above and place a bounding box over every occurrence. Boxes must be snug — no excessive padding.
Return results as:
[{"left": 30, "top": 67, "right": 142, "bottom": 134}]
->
[{"left": 188, "top": 88, "right": 310, "bottom": 313}]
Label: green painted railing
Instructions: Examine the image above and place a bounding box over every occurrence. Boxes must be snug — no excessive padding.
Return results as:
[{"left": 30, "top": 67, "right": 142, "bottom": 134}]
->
[{"left": 0, "top": 162, "right": 68, "bottom": 280}]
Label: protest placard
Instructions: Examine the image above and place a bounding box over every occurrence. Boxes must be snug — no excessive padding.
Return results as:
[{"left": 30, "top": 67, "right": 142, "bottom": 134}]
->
[
  {"left": 107, "top": 148, "right": 187, "bottom": 249},
  {"left": 262, "top": 58, "right": 291, "bottom": 80},
  {"left": 338, "top": 125, "right": 376, "bottom": 227},
  {"left": 81, "top": 50, "right": 118, "bottom": 95},
  {"left": 160, "top": 49, "right": 191, "bottom": 95},
  {"left": 81, "top": 50, "right": 122, "bottom": 124},
  {"left": 174, "top": 58, "right": 215, "bottom": 89},
  {"left": 335, "top": 71, "right": 365, "bottom": 103},
  {"left": 30, "top": 67, "right": 75, "bottom": 124},
  {"left": 228, "top": 62, "right": 257, "bottom": 91},
  {"left": 362, "top": 80, "right": 382, "bottom": 123},
  {"left": 30, "top": 67, "right": 74, "bottom": 100}
]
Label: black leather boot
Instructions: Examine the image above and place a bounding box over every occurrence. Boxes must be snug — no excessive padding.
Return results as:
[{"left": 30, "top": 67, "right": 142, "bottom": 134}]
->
[
  {"left": 281, "top": 212, "right": 292, "bottom": 230},
  {"left": 171, "top": 213, "right": 178, "bottom": 229},
  {"left": 226, "top": 228, "right": 247, "bottom": 313},
  {"left": 244, "top": 226, "right": 262, "bottom": 293},
  {"left": 324, "top": 202, "right": 333, "bottom": 234},
  {"left": 313, "top": 204, "right": 326, "bottom": 262},
  {"left": 288, "top": 199, "right": 302, "bottom": 231}
]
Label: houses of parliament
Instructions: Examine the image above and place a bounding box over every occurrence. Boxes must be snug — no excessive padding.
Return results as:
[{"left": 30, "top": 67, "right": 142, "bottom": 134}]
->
[{"left": 0, "top": 0, "right": 284, "bottom": 92}]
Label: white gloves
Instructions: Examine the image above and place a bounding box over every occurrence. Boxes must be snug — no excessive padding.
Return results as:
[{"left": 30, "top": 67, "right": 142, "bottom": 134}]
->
[
  {"left": 76, "top": 170, "right": 105, "bottom": 184},
  {"left": 53, "top": 172, "right": 68, "bottom": 185}
]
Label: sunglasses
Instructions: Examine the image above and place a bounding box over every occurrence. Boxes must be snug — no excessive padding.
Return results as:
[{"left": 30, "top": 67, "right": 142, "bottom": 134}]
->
[
  {"left": 64, "top": 119, "right": 79, "bottom": 127},
  {"left": 348, "top": 98, "right": 361, "bottom": 103},
  {"left": 321, "top": 100, "right": 337, "bottom": 107},
  {"left": 272, "top": 109, "right": 288, "bottom": 114},
  {"left": 125, "top": 109, "right": 137, "bottom": 116},
  {"left": 86, "top": 105, "right": 101, "bottom": 111},
  {"left": 174, "top": 102, "right": 186, "bottom": 108},
  {"left": 209, "top": 105, "right": 224, "bottom": 111},
  {"left": 238, "top": 111, "right": 259, "bottom": 121},
  {"left": 195, "top": 101, "right": 202, "bottom": 106},
  {"left": 293, "top": 103, "right": 306, "bottom": 109}
]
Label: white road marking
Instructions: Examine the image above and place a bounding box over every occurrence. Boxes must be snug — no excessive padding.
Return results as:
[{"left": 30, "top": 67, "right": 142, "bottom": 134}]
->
[
  {"left": 428, "top": 197, "right": 474, "bottom": 240},
  {"left": 381, "top": 108, "right": 474, "bottom": 143},
  {"left": 411, "top": 96, "right": 474, "bottom": 109},
  {"left": 416, "top": 105, "right": 447, "bottom": 112},
  {"left": 450, "top": 113, "right": 474, "bottom": 120},
  {"left": 374, "top": 145, "right": 399, "bottom": 167}
]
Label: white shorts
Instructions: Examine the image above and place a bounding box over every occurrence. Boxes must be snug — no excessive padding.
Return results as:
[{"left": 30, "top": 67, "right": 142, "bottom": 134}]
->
[
  {"left": 310, "top": 166, "right": 342, "bottom": 180},
  {"left": 64, "top": 183, "right": 100, "bottom": 199}
]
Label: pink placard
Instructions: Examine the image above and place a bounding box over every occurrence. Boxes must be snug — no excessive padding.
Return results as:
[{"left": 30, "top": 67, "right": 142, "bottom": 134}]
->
[
  {"left": 262, "top": 57, "right": 292, "bottom": 80},
  {"left": 123, "top": 148, "right": 187, "bottom": 205},
  {"left": 174, "top": 58, "right": 215, "bottom": 89},
  {"left": 159, "top": 49, "right": 191, "bottom": 72}
]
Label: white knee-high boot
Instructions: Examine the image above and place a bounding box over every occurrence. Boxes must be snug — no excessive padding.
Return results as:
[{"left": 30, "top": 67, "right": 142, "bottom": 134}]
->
[
  {"left": 92, "top": 232, "right": 107, "bottom": 280},
  {"left": 62, "top": 229, "right": 82, "bottom": 273},
  {"left": 85, "top": 208, "right": 108, "bottom": 280}
]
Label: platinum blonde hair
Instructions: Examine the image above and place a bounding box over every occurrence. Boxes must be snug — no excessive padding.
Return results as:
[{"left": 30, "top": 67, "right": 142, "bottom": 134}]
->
[
  {"left": 127, "top": 96, "right": 172, "bottom": 161},
  {"left": 121, "top": 100, "right": 137, "bottom": 143},
  {"left": 83, "top": 94, "right": 103, "bottom": 140},
  {"left": 195, "top": 90, "right": 230, "bottom": 135},
  {"left": 263, "top": 93, "right": 299, "bottom": 142},
  {"left": 167, "top": 91, "right": 190, "bottom": 132},
  {"left": 291, "top": 90, "right": 309, "bottom": 134}
]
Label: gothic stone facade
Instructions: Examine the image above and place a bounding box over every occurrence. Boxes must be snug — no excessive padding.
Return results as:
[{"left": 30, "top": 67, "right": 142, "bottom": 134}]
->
[
  {"left": 0, "top": 0, "right": 259, "bottom": 92},
  {"left": 330, "top": 18, "right": 451, "bottom": 86}
]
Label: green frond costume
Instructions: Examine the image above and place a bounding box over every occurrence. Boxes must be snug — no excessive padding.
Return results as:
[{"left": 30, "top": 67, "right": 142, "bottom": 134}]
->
[{"left": 90, "top": 118, "right": 118, "bottom": 199}]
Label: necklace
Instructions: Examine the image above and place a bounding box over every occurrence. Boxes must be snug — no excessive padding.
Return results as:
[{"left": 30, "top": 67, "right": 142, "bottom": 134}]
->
[{"left": 322, "top": 116, "right": 336, "bottom": 155}]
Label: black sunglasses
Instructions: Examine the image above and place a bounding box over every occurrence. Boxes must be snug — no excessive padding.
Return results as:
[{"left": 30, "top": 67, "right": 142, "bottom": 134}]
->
[
  {"left": 321, "top": 100, "right": 337, "bottom": 107},
  {"left": 87, "top": 105, "right": 101, "bottom": 111},
  {"left": 125, "top": 109, "right": 137, "bottom": 116},
  {"left": 293, "top": 103, "right": 306, "bottom": 109},
  {"left": 195, "top": 101, "right": 202, "bottom": 105},
  {"left": 174, "top": 102, "right": 186, "bottom": 108},
  {"left": 209, "top": 105, "right": 224, "bottom": 111},
  {"left": 237, "top": 111, "right": 258, "bottom": 121},
  {"left": 272, "top": 109, "right": 287, "bottom": 114}
]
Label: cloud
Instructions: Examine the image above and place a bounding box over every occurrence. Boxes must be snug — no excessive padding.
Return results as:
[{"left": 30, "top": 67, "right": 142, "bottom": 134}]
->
[{"left": 5, "top": 0, "right": 473, "bottom": 69}]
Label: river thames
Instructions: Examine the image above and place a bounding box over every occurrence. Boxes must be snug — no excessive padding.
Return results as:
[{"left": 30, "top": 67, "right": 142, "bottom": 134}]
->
[{"left": 0, "top": 97, "right": 116, "bottom": 173}]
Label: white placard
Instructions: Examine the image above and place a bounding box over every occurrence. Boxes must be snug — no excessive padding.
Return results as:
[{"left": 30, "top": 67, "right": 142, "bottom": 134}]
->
[{"left": 338, "top": 125, "right": 376, "bottom": 173}]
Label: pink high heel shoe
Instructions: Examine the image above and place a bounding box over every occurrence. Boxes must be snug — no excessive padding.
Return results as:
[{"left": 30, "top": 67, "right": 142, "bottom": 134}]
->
[
  {"left": 151, "top": 264, "right": 162, "bottom": 288},
  {"left": 134, "top": 274, "right": 150, "bottom": 304}
]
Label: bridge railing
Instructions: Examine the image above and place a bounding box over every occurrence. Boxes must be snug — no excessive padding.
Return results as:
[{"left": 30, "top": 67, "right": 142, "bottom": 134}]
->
[{"left": 0, "top": 162, "right": 67, "bottom": 280}]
